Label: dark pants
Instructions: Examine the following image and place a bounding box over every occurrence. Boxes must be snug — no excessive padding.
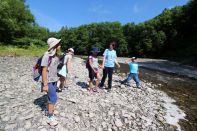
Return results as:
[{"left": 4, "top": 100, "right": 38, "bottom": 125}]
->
[
  {"left": 122, "top": 73, "right": 140, "bottom": 87},
  {"left": 100, "top": 67, "right": 114, "bottom": 89}
]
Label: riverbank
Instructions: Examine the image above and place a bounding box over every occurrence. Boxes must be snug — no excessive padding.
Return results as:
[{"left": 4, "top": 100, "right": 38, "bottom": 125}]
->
[
  {"left": 0, "top": 56, "right": 187, "bottom": 130},
  {"left": 116, "top": 57, "right": 197, "bottom": 80},
  {"left": 78, "top": 55, "right": 197, "bottom": 80}
]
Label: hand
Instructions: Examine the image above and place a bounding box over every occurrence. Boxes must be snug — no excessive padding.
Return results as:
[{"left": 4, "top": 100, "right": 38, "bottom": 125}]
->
[
  {"left": 42, "top": 85, "right": 48, "bottom": 92},
  {"left": 98, "top": 65, "right": 103, "bottom": 69},
  {"left": 117, "top": 64, "right": 120, "bottom": 68}
]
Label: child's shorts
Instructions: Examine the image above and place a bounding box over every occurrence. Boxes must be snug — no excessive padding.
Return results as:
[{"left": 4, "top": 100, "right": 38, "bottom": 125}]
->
[
  {"left": 88, "top": 68, "right": 98, "bottom": 81},
  {"left": 47, "top": 82, "right": 57, "bottom": 105}
]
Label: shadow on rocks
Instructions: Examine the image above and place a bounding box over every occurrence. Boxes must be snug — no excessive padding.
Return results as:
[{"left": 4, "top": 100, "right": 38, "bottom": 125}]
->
[
  {"left": 34, "top": 94, "right": 47, "bottom": 111},
  {"left": 76, "top": 81, "right": 88, "bottom": 89}
]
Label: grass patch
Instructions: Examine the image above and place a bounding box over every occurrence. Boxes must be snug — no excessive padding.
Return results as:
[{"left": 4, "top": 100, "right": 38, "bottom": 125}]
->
[{"left": 0, "top": 45, "right": 47, "bottom": 57}]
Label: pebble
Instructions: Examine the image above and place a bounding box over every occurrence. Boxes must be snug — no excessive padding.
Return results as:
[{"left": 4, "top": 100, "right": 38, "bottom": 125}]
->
[
  {"left": 114, "top": 118, "right": 123, "bottom": 127},
  {"left": 74, "top": 116, "right": 80, "bottom": 123}
]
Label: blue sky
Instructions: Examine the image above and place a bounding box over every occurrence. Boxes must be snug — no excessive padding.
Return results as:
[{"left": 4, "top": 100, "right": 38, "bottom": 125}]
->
[{"left": 26, "top": 0, "right": 189, "bottom": 31}]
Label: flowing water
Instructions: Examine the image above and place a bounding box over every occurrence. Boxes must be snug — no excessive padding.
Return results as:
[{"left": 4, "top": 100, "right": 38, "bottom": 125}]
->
[{"left": 115, "top": 63, "right": 197, "bottom": 131}]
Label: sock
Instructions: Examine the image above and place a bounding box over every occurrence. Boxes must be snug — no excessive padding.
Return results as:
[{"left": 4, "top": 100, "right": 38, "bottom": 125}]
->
[{"left": 48, "top": 113, "right": 53, "bottom": 118}]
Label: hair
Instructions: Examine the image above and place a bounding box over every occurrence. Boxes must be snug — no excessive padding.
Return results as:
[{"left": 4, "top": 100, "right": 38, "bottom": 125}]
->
[
  {"left": 109, "top": 38, "right": 117, "bottom": 45},
  {"left": 107, "top": 38, "right": 118, "bottom": 49}
]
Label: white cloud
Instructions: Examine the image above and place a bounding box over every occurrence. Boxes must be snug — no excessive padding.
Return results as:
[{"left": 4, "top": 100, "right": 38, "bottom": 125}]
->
[
  {"left": 133, "top": 4, "right": 140, "bottom": 13},
  {"left": 31, "top": 9, "right": 63, "bottom": 31},
  {"left": 90, "top": 4, "right": 111, "bottom": 15}
]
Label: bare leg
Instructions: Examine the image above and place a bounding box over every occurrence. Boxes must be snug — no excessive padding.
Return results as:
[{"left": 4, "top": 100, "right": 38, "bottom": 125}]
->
[
  {"left": 59, "top": 77, "right": 65, "bottom": 89},
  {"left": 48, "top": 103, "right": 54, "bottom": 115},
  {"left": 96, "top": 73, "right": 101, "bottom": 87},
  {"left": 89, "top": 80, "right": 93, "bottom": 94}
]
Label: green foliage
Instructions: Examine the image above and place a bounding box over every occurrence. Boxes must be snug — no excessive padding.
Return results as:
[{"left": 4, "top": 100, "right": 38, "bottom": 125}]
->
[
  {"left": 12, "top": 37, "right": 46, "bottom": 49},
  {"left": 0, "top": 45, "right": 47, "bottom": 56},
  {"left": 58, "top": 22, "right": 128, "bottom": 56},
  {"left": 0, "top": 0, "right": 34, "bottom": 43}
]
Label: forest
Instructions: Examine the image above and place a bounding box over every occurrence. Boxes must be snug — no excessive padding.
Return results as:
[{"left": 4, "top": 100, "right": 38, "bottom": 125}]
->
[{"left": 0, "top": 0, "right": 196, "bottom": 65}]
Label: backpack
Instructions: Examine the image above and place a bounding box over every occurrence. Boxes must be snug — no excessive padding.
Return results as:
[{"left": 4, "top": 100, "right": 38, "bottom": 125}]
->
[
  {"left": 33, "top": 56, "right": 52, "bottom": 82},
  {"left": 57, "top": 53, "right": 66, "bottom": 70},
  {"left": 86, "top": 56, "right": 91, "bottom": 69}
]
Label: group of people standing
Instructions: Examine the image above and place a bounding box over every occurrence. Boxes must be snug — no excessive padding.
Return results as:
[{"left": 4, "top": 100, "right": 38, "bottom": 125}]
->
[{"left": 39, "top": 37, "right": 140, "bottom": 126}]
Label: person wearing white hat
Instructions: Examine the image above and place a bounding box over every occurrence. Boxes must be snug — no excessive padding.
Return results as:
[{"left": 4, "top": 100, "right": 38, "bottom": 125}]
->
[
  {"left": 56, "top": 47, "right": 74, "bottom": 91},
  {"left": 121, "top": 57, "right": 140, "bottom": 88},
  {"left": 41, "top": 37, "right": 61, "bottom": 126}
]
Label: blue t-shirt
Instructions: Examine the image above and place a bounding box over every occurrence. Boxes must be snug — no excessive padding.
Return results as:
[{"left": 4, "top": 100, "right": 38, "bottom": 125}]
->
[
  {"left": 128, "top": 62, "right": 138, "bottom": 74},
  {"left": 103, "top": 49, "right": 117, "bottom": 67}
]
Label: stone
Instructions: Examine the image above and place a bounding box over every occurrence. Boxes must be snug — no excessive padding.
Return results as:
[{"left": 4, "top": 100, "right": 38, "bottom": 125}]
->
[
  {"left": 114, "top": 119, "right": 123, "bottom": 127},
  {"left": 40, "top": 128, "right": 48, "bottom": 131},
  {"left": 24, "top": 121, "right": 31, "bottom": 129},
  {"left": 54, "top": 110, "right": 59, "bottom": 115},
  {"left": 101, "top": 122, "right": 107, "bottom": 128},
  {"left": 89, "top": 112, "right": 95, "bottom": 118},
  {"left": 107, "top": 128, "right": 112, "bottom": 131},
  {"left": 2, "top": 116, "right": 10, "bottom": 122},
  {"left": 108, "top": 111, "right": 114, "bottom": 116},
  {"left": 96, "top": 127, "right": 103, "bottom": 131},
  {"left": 60, "top": 112, "right": 66, "bottom": 117},
  {"left": 4, "top": 124, "right": 17, "bottom": 130},
  {"left": 74, "top": 116, "right": 80, "bottom": 123}
]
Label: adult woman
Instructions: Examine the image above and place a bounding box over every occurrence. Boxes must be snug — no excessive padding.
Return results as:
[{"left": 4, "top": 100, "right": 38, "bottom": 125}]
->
[{"left": 100, "top": 40, "right": 120, "bottom": 92}]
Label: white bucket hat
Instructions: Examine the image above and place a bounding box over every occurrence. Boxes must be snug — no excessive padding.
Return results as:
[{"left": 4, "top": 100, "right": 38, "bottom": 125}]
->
[
  {"left": 68, "top": 48, "right": 74, "bottom": 53},
  {"left": 47, "top": 37, "right": 61, "bottom": 56}
]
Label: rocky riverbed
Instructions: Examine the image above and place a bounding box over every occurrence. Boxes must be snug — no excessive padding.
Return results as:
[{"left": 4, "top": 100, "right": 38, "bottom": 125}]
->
[{"left": 0, "top": 56, "right": 186, "bottom": 131}]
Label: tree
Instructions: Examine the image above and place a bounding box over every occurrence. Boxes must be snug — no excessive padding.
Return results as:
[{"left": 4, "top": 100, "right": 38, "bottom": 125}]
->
[{"left": 0, "top": 0, "right": 34, "bottom": 43}]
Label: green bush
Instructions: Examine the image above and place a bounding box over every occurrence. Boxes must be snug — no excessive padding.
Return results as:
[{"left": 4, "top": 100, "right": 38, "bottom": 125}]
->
[{"left": 12, "top": 37, "right": 46, "bottom": 49}]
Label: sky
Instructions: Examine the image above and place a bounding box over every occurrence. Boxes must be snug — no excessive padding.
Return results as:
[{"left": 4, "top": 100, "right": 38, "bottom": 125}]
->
[{"left": 26, "top": 0, "right": 189, "bottom": 31}]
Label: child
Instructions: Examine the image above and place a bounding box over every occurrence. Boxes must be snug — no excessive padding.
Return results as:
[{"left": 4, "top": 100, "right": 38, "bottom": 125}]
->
[
  {"left": 121, "top": 57, "right": 140, "bottom": 88},
  {"left": 57, "top": 48, "right": 74, "bottom": 92},
  {"left": 87, "top": 47, "right": 102, "bottom": 94},
  {"left": 41, "top": 37, "right": 61, "bottom": 126}
]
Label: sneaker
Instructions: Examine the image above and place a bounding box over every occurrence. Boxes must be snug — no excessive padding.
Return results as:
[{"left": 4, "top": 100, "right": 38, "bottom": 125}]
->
[
  {"left": 56, "top": 88, "right": 62, "bottom": 92},
  {"left": 93, "top": 87, "right": 99, "bottom": 93},
  {"left": 99, "top": 83, "right": 104, "bottom": 89},
  {"left": 47, "top": 116, "right": 58, "bottom": 126},
  {"left": 43, "top": 108, "right": 48, "bottom": 116},
  {"left": 136, "top": 86, "right": 141, "bottom": 89},
  {"left": 105, "top": 88, "right": 111, "bottom": 93}
]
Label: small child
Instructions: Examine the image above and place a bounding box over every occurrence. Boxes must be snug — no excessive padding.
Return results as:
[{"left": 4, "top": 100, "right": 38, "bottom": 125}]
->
[
  {"left": 57, "top": 48, "right": 74, "bottom": 92},
  {"left": 87, "top": 47, "right": 102, "bottom": 94},
  {"left": 41, "top": 37, "right": 61, "bottom": 126},
  {"left": 121, "top": 57, "right": 140, "bottom": 88}
]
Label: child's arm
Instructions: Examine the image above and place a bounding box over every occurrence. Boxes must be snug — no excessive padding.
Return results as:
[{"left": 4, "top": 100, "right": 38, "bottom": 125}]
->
[
  {"left": 125, "top": 59, "right": 130, "bottom": 64},
  {"left": 42, "top": 66, "right": 48, "bottom": 92}
]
